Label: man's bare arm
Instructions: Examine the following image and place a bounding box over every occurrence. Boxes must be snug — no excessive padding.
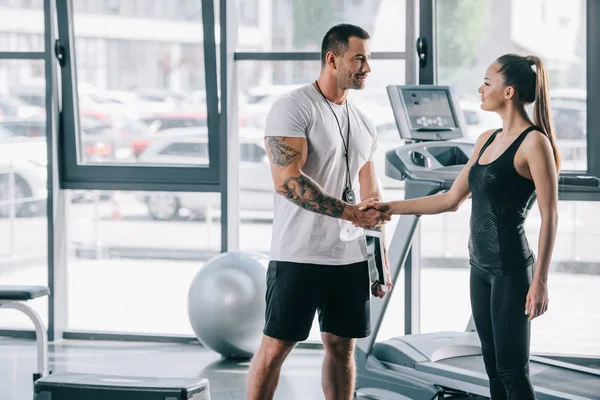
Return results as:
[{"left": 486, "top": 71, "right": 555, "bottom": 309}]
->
[{"left": 265, "top": 136, "right": 388, "bottom": 226}]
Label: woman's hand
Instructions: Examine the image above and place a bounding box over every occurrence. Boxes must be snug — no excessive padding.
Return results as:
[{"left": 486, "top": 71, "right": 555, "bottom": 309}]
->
[
  {"left": 358, "top": 198, "right": 391, "bottom": 213},
  {"left": 525, "top": 279, "right": 549, "bottom": 321},
  {"left": 352, "top": 198, "right": 391, "bottom": 227}
]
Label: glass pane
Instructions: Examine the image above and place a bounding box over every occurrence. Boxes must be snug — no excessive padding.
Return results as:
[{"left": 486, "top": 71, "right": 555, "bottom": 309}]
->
[
  {"left": 236, "top": 59, "right": 406, "bottom": 342},
  {"left": 436, "top": 0, "right": 587, "bottom": 170},
  {"left": 527, "top": 201, "right": 600, "bottom": 355},
  {"left": 419, "top": 203, "right": 474, "bottom": 334},
  {"left": 236, "top": 0, "right": 407, "bottom": 52},
  {"left": 71, "top": 1, "right": 208, "bottom": 166},
  {"left": 0, "top": 0, "right": 45, "bottom": 52},
  {"left": 430, "top": 0, "right": 595, "bottom": 357},
  {"left": 67, "top": 190, "right": 221, "bottom": 334},
  {"left": 0, "top": 59, "right": 48, "bottom": 329},
  {"left": 419, "top": 199, "right": 600, "bottom": 356}
]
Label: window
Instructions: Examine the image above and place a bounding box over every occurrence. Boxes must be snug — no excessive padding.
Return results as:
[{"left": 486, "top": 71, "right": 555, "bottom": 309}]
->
[
  {"left": 240, "top": 143, "right": 265, "bottom": 163},
  {"left": 58, "top": 0, "right": 220, "bottom": 189},
  {"left": 0, "top": 121, "right": 45, "bottom": 137},
  {"left": 235, "top": 0, "right": 407, "bottom": 52},
  {"left": 237, "top": 0, "right": 258, "bottom": 25},
  {"left": 67, "top": 189, "right": 221, "bottom": 335},
  {"left": 56, "top": 0, "right": 222, "bottom": 336},
  {"left": 158, "top": 142, "right": 209, "bottom": 159},
  {"left": 0, "top": 2, "right": 44, "bottom": 51},
  {"left": 422, "top": 0, "right": 598, "bottom": 357},
  {"left": 435, "top": 0, "right": 587, "bottom": 170},
  {"left": 0, "top": 59, "right": 48, "bottom": 330},
  {"left": 0, "top": 126, "right": 14, "bottom": 137},
  {"left": 141, "top": 116, "right": 208, "bottom": 132}
]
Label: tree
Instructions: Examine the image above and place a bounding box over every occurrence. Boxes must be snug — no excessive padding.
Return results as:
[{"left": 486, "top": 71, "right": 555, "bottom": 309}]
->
[
  {"left": 292, "top": 0, "right": 333, "bottom": 50},
  {"left": 437, "top": 0, "right": 490, "bottom": 67},
  {"left": 569, "top": 0, "right": 586, "bottom": 88}
]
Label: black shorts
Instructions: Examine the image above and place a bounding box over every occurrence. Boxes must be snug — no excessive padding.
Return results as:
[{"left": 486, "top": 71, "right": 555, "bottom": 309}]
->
[{"left": 263, "top": 260, "right": 371, "bottom": 342}]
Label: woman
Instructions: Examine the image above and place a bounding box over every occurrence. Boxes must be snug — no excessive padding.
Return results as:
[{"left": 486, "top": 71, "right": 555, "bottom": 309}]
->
[{"left": 361, "top": 54, "right": 560, "bottom": 399}]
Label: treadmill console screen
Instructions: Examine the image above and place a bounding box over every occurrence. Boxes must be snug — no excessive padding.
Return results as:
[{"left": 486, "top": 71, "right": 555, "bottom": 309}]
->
[
  {"left": 387, "top": 85, "right": 468, "bottom": 141},
  {"left": 401, "top": 89, "right": 457, "bottom": 130}
]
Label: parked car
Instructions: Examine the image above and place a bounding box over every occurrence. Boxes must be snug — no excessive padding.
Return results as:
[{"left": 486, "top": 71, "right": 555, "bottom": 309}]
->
[
  {"left": 130, "top": 112, "right": 208, "bottom": 156},
  {"left": 136, "top": 127, "right": 272, "bottom": 220},
  {"left": 0, "top": 94, "right": 44, "bottom": 119},
  {"left": 0, "top": 137, "right": 47, "bottom": 217},
  {"left": 0, "top": 117, "right": 46, "bottom": 137}
]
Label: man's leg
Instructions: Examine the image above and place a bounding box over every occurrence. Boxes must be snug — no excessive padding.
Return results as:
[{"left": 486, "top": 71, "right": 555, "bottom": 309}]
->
[
  {"left": 321, "top": 332, "right": 356, "bottom": 400},
  {"left": 318, "top": 261, "right": 371, "bottom": 400},
  {"left": 248, "top": 261, "right": 326, "bottom": 399},
  {"left": 246, "top": 335, "right": 296, "bottom": 400}
]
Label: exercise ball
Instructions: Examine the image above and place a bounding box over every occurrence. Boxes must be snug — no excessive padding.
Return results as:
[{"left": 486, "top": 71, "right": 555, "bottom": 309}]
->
[{"left": 187, "top": 251, "right": 268, "bottom": 359}]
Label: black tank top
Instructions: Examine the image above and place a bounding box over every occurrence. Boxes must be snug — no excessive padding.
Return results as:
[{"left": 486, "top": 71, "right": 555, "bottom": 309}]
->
[{"left": 467, "top": 126, "right": 538, "bottom": 275}]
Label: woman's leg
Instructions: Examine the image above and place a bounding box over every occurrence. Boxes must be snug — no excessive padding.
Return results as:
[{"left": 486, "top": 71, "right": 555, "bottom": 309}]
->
[
  {"left": 470, "top": 265, "right": 506, "bottom": 400},
  {"left": 490, "top": 266, "right": 536, "bottom": 399}
]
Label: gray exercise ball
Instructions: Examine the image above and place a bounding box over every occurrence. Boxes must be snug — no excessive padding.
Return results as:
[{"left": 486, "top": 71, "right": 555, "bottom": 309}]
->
[{"left": 187, "top": 251, "right": 268, "bottom": 359}]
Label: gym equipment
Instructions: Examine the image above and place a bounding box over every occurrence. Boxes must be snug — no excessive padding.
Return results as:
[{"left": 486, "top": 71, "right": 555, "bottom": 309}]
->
[
  {"left": 33, "top": 372, "right": 210, "bottom": 399},
  {"left": 187, "top": 251, "right": 268, "bottom": 359},
  {"left": 355, "top": 85, "right": 600, "bottom": 399},
  {"left": 0, "top": 285, "right": 50, "bottom": 381}
]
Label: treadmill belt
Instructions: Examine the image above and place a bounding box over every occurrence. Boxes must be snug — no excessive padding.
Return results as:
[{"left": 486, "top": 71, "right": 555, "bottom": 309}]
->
[{"left": 438, "top": 356, "right": 600, "bottom": 398}]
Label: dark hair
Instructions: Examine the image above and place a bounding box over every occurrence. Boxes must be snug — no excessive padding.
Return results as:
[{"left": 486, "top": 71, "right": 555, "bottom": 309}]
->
[
  {"left": 496, "top": 53, "right": 561, "bottom": 170},
  {"left": 320, "top": 24, "right": 370, "bottom": 68}
]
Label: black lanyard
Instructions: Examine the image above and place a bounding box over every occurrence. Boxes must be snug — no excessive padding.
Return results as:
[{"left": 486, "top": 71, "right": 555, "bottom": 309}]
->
[{"left": 314, "top": 81, "right": 354, "bottom": 201}]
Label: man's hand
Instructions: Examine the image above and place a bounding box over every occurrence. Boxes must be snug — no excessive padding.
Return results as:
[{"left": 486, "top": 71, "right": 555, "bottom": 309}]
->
[
  {"left": 344, "top": 198, "right": 391, "bottom": 229},
  {"left": 355, "top": 208, "right": 391, "bottom": 229},
  {"left": 373, "top": 252, "right": 393, "bottom": 298}
]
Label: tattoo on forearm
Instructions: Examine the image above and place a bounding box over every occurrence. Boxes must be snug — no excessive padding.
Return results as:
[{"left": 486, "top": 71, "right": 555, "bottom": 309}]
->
[
  {"left": 277, "top": 174, "right": 345, "bottom": 218},
  {"left": 266, "top": 137, "right": 301, "bottom": 167}
]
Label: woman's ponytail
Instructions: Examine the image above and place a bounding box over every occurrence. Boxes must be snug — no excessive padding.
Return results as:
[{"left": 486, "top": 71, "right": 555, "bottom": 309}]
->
[{"left": 527, "top": 55, "right": 561, "bottom": 171}]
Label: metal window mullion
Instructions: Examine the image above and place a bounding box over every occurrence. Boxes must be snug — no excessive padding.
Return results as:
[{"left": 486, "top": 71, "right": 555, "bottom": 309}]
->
[
  {"left": 46, "top": 0, "right": 68, "bottom": 342},
  {"left": 418, "top": 0, "right": 435, "bottom": 84},
  {"left": 0, "top": 52, "right": 46, "bottom": 59},
  {"left": 220, "top": 0, "right": 239, "bottom": 252},
  {"left": 587, "top": 0, "right": 600, "bottom": 177},
  {"left": 55, "top": 0, "right": 80, "bottom": 185},
  {"left": 201, "top": 0, "right": 220, "bottom": 186},
  {"left": 406, "top": 0, "right": 419, "bottom": 85}
]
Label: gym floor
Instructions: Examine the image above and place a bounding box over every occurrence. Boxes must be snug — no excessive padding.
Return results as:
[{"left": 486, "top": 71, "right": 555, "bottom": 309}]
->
[
  {"left": 1, "top": 337, "right": 490, "bottom": 399},
  {"left": 0, "top": 337, "right": 326, "bottom": 400}
]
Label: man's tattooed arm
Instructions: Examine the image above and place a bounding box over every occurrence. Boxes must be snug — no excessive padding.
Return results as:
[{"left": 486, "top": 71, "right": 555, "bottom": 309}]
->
[
  {"left": 266, "top": 137, "right": 301, "bottom": 167},
  {"left": 266, "top": 136, "right": 348, "bottom": 219},
  {"left": 276, "top": 174, "right": 345, "bottom": 218}
]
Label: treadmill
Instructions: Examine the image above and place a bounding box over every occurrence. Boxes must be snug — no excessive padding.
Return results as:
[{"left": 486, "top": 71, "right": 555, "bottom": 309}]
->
[{"left": 355, "top": 85, "right": 600, "bottom": 400}]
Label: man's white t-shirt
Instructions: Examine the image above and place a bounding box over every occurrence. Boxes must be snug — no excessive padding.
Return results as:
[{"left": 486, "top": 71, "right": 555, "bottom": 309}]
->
[{"left": 264, "top": 83, "right": 379, "bottom": 265}]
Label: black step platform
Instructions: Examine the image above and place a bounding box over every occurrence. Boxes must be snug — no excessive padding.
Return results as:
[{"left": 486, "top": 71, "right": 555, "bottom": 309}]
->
[{"left": 33, "top": 372, "right": 210, "bottom": 400}]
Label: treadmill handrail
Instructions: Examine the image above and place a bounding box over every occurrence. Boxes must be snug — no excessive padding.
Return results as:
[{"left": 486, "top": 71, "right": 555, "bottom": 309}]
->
[
  {"left": 558, "top": 174, "right": 600, "bottom": 187},
  {"left": 529, "top": 355, "right": 600, "bottom": 377},
  {"left": 415, "top": 127, "right": 456, "bottom": 132}
]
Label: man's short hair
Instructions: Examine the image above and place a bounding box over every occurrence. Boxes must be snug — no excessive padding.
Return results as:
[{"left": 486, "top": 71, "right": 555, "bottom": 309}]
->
[{"left": 321, "top": 24, "right": 370, "bottom": 68}]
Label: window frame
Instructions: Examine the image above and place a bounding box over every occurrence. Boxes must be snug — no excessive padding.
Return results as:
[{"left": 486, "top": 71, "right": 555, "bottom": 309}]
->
[{"left": 56, "top": 0, "right": 221, "bottom": 192}]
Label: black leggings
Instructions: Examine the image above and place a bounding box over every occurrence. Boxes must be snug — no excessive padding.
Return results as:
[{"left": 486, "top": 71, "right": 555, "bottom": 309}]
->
[{"left": 470, "top": 264, "right": 536, "bottom": 400}]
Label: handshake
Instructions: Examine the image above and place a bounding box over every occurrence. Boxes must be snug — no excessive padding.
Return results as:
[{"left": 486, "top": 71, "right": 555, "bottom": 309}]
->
[{"left": 344, "top": 198, "right": 392, "bottom": 229}]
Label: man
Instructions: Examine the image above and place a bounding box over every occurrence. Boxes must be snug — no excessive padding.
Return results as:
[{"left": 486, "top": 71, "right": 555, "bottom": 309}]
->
[{"left": 246, "top": 23, "right": 392, "bottom": 400}]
